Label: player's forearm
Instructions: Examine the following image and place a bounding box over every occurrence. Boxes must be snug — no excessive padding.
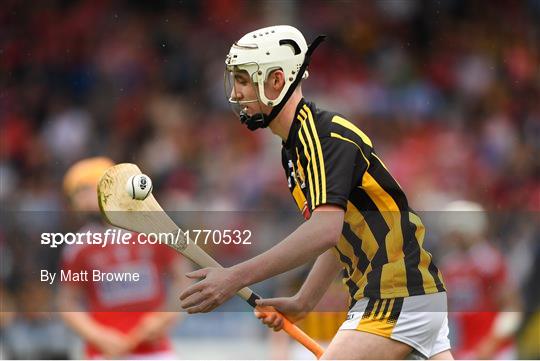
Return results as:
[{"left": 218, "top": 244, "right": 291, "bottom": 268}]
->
[
  {"left": 296, "top": 249, "right": 342, "bottom": 310},
  {"left": 150, "top": 311, "right": 179, "bottom": 327},
  {"left": 231, "top": 210, "right": 343, "bottom": 288},
  {"left": 129, "top": 311, "right": 179, "bottom": 343}
]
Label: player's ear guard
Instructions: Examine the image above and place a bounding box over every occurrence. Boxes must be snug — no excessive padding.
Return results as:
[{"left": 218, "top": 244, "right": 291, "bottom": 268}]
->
[{"left": 239, "top": 35, "right": 326, "bottom": 131}]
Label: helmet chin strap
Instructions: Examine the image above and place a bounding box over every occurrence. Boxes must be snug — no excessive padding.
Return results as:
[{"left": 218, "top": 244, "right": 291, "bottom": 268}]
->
[
  {"left": 239, "top": 111, "right": 266, "bottom": 131},
  {"left": 239, "top": 35, "right": 326, "bottom": 131}
]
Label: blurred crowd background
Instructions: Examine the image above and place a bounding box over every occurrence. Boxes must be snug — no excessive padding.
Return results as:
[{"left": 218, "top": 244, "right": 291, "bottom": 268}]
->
[{"left": 1, "top": 0, "right": 539, "bottom": 359}]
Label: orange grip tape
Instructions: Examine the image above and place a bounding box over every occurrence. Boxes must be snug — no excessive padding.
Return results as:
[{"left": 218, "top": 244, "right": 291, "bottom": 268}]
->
[{"left": 256, "top": 306, "right": 325, "bottom": 359}]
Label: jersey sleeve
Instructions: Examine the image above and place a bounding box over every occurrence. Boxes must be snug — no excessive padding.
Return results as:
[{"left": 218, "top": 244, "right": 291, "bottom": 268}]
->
[{"left": 302, "top": 135, "right": 368, "bottom": 211}]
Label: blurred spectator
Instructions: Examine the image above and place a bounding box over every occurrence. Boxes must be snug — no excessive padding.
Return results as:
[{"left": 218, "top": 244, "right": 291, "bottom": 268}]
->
[
  {"left": 58, "top": 157, "right": 188, "bottom": 359},
  {"left": 517, "top": 235, "right": 540, "bottom": 359},
  {"left": 438, "top": 201, "right": 522, "bottom": 359},
  {"left": 2, "top": 282, "right": 72, "bottom": 359}
]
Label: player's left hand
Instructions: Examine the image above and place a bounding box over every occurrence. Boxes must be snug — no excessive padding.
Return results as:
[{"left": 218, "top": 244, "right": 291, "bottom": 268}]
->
[
  {"left": 129, "top": 312, "right": 173, "bottom": 344},
  {"left": 473, "top": 336, "right": 499, "bottom": 359},
  {"left": 179, "top": 267, "right": 241, "bottom": 313}
]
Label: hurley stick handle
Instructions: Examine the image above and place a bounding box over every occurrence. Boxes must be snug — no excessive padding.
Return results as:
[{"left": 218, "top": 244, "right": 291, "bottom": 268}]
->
[{"left": 255, "top": 305, "right": 325, "bottom": 359}]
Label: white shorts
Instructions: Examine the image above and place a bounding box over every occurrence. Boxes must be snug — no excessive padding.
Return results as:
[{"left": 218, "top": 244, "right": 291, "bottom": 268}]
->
[{"left": 339, "top": 292, "right": 451, "bottom": 359}]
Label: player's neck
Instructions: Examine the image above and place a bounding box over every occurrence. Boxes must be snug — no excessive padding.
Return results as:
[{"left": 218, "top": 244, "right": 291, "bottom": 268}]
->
[{"left": 268, "top": 92, "right": 302, "bottom": 141}]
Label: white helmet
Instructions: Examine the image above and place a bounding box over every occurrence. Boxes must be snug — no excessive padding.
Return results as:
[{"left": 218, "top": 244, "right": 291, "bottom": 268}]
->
[
  {"left": 439, "top": 200, "right": 488, "bottom": 238},
  {"left": 225, "top": 25, "right": 309, "bottom": 107}
]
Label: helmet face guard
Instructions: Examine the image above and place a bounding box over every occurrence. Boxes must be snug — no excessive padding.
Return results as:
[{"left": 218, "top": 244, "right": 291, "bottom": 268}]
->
[
  {"left": 224, "top": 63, "right": 265, "bottom": 120},
  {"left": 224, "top": 26, "right": 326, "bottom": 131}
]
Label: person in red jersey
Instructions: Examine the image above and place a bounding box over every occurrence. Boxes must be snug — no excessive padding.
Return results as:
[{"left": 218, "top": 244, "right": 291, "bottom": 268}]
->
[
  {"left": 58, "top": 157, "right": 189, "bottom": 359},
  {"left": 439, "top": 200, "right": 521, "bottom": 359}
]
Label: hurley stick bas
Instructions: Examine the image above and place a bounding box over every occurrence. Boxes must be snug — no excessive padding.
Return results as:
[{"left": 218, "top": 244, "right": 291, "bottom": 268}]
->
[{"left": 97, "top": 163, "right": 325, "bottom": 359}]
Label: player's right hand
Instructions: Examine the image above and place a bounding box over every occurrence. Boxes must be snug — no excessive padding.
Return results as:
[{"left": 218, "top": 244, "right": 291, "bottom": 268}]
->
[
  {"left": 90, "top": 326, "right": 134, "bottom": 358},
  {"left": 254, "top": 297, "right": 308, "bottom": 331}
]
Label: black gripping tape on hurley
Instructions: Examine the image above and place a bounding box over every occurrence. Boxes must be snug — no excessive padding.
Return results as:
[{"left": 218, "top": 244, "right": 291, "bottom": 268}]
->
[{"left": 247, "top": 292, "right": 261, "bottom": 308}]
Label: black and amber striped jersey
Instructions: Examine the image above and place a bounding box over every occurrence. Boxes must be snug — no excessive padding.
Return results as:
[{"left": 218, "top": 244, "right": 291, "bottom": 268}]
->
[{"left": 281, "top": 99, "right": 446, "bottom": 307}]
